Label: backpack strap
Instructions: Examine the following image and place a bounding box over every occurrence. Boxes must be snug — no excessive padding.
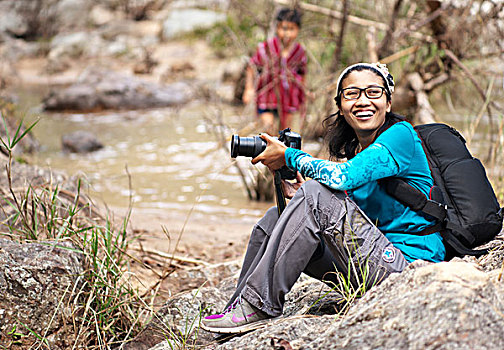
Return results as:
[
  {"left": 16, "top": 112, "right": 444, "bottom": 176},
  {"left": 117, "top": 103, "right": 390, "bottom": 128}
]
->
[
  {"left": 444, "top": 221, "right": 476, "bottom": 245},
  {"left": 441, "top": 231, "right": 488, "bottom": 257},
  {"left": 382, "top": 177, "right": 447, "bottom": 221},
  {"left": 383, "top": 177, "right": 486, "bottom": 256}
]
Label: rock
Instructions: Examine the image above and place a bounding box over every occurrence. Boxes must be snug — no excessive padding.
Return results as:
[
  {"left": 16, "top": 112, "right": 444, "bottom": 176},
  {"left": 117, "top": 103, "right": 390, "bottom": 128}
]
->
[
  {"left": 169, "top": 0, "right": 231, "bottom": 11},
  {"left": 48, "top": 32, "right": 105, "bottom": 61},
  {"left": 0, "top": 0, "right": 93, "bottom": 40},
  {"left": 42, "top": 67, "right": 193, "bottom": 111},
  {"left": 124, "top": 286, "right": 230, "bottom": 350},
  {"left": 124, "top": 261, "right": 241, "bottom": 349},
  {"left": 89, "top": 4, "right": 117, "bottom": 27},
  {"left": 0, "top": 38, "right": 41, "bottom": 61},
  {"left": 0, "top": 239, "right": 85, "bottom": 349},
  {"left": 137, "top": 251, "right": 504, "bottom": 350},
  {"left": 125, "top": 261, "right": 335, "bottom": 350},
  {"left": 161, "top": 9, "right": 226, "bottom": 40},
  {"left": 0, "top": 2, "right": 29, "bottom": 38},
  {"left": 54, "top": 0, "right": 93, "bottom": 31},
  {"left": 62, "top": 130, "right": 104, "bottom": 153},
  {"left": 98, "top": 19, "right": 161, "bottom": 42},
  {"left": 217, "top": 262, "right": 504, "bottom": 350}
]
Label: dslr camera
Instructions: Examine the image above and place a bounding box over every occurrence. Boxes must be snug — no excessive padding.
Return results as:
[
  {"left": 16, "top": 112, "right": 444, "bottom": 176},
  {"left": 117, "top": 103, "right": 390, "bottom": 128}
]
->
[{"left": 230, "top": 128, "right": 302, "bottom": 180}]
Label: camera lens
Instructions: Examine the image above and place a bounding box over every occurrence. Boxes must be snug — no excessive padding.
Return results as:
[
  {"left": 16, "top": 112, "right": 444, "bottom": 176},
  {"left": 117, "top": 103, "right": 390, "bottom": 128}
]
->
[{"left": 230, "top": 135, "right": 266, "bottom": 158}]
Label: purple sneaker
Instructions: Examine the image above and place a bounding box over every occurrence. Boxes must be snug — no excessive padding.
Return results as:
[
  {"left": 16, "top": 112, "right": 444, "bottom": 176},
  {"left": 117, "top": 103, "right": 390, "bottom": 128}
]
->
[{"left": 201, "top": 296, "right": 275, "bottom": 334}]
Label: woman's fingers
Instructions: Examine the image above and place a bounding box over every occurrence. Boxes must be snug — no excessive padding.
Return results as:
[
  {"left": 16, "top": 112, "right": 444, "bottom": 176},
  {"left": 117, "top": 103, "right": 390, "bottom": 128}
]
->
[
  {"left": 251, "top": 134, "right": 287, "bottom": 168},
  {"left": 251, "top": 134, "right": 270, "bottom": 164},
  {"left": 296, "top": 171, "right": 305, "bottom": 184}
]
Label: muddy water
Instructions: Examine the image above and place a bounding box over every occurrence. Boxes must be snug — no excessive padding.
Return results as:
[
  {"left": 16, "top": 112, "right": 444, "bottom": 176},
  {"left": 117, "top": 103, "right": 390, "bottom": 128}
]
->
[{"left": 25, "top": 98, "right": 272, "bottom": 230}]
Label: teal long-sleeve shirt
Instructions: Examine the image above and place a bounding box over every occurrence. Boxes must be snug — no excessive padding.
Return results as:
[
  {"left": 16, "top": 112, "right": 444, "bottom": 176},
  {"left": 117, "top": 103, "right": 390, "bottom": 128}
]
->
[{"left": 285, "top": 121, "right": 445, "bottom": 262}]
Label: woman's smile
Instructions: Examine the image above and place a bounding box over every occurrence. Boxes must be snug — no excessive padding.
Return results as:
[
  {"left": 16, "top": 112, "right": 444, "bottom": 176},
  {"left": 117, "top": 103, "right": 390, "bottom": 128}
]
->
[
  {"left": 338, "top": 70, "right": 391, "bottom": 147},
  {"left": 353, "top": 109, "right": 375, "bottom": 120}
]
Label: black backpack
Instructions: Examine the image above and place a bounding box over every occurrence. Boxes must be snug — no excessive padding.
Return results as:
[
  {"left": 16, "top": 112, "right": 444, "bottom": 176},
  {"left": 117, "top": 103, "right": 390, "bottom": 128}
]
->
[{"left": 384, "top": 123, "right": 503, "bottom": 259}]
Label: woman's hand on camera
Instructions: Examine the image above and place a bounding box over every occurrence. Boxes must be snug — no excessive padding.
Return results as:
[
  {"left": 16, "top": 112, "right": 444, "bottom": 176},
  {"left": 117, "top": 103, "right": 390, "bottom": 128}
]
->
[
  {"left": 282, "top": 172, "right": 305, "bottom": 199},
  {"left": 251, "top": 134, "right": 287, "bottom": 171}
]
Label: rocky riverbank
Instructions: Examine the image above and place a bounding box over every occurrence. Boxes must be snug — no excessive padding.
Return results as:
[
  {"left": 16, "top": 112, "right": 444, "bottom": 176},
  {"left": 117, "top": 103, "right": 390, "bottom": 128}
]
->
[{"left": 1, "top": 1, "right": 504, "bottom": 349}]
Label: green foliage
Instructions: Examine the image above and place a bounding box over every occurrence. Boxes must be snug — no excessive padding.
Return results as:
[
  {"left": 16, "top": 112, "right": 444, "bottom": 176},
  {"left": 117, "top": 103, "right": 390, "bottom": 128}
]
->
[
  {"left": 0, "top": 114, "right": 38, "bottom": 153},
  {"left": 206, "top": 16, "right": 259, "bottom": 56},
  {"left": 309, "top": 231, "right": 382, "bottom": 317},
  {"left": 163, "top": 290, "right": 208, "bottom": 350},
  {"left": 0, "top": 115, "right": 146, "bottom": 347},
  {"left": 5, "top": 325, "right": 23, "bottom": 346}
]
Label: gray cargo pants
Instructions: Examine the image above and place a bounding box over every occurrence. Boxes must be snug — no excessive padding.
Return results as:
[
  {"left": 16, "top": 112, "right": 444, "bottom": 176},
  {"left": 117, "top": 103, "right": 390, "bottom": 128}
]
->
[{"left": 226, "top": 180, "right": 408, "bottom": 317}]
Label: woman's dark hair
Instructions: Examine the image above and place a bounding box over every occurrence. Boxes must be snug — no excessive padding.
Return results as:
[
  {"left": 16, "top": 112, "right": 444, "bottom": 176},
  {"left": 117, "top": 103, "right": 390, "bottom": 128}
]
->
[
  {"left": 276, "top": 8, "right": 302, "bottom": 28},
  {"left": 324, "top": 111, "right": 406, "bottom": 160},
  {"left": 325, "top": 65, "right": 404, "bottom": 160}
]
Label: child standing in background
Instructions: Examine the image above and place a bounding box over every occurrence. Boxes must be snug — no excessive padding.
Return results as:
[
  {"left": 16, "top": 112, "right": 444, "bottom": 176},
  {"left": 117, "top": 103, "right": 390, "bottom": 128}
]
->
[{"left": 242, "top": 8, "right": 307, "bottom": 135}]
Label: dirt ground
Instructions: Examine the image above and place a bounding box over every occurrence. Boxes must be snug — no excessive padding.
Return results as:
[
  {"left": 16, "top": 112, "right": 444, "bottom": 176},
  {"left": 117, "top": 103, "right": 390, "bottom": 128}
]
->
[{"left": 122, "top": 205, "right": 260, "bottom": 298}]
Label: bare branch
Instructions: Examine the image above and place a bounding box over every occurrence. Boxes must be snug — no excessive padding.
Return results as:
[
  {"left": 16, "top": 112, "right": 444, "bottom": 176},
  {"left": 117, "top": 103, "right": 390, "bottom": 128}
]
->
[
  {"left": 407, "top": 73, "right": 437, "bottom": 124},
  {"left": 423, "top": 73, "right": 450, "bottom": 92},
  {"left": 395, "top": 2, "right": 448, "bottom": 42},
  {"left": 274, "top": 0, "right": 431, "bottom": 41},
  {"left": 377, "top": 0, "right": 404, "bottom": 58},
  {"left": 444, "top": 48, "right": 502, "bottom": 113},
  {"left": 366, "top": 27, "right": 378, "bottom": 63},
  {"left": 380, "top": 45, "right": 419, "bottom": 65},
  {"left": 329, "top": 0, "right": 349, "bottom": 73}
]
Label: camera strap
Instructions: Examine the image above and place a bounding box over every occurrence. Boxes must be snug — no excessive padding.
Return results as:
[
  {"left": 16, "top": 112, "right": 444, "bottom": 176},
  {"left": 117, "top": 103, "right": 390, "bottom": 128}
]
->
[{"left": 274, "top": 171, "right": 287, "bottom": 215}]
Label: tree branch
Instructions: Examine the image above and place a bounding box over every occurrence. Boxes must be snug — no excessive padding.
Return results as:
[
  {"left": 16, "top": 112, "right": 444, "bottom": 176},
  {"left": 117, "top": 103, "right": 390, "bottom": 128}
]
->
[{"left": 274, "top": 0, "right": 431, "bottom": 41}]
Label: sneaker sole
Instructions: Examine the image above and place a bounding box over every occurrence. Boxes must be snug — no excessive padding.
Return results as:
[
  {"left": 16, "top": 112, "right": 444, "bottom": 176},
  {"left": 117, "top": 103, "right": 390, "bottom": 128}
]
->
[{"left": 201, "top": 317, "right": 279, "bottom": 334}]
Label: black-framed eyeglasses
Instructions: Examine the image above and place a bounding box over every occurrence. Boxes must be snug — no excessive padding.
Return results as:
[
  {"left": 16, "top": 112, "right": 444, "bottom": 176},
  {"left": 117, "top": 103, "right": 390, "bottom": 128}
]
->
[{"left": 336, "top": 86, "right": 386, "bottom": 101}]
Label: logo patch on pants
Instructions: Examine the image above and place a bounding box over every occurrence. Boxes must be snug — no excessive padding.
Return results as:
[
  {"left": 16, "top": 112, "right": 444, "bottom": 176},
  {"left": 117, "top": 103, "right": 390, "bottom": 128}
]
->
[{"left": 382, "top": 246, "right": 396, "bottom": 263}]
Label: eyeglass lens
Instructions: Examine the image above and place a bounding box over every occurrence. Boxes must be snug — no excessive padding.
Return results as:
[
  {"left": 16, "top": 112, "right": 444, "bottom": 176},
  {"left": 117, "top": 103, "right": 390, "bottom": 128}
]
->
[{"left": 341, "top": 86, "right": 384, "bottom": 100}]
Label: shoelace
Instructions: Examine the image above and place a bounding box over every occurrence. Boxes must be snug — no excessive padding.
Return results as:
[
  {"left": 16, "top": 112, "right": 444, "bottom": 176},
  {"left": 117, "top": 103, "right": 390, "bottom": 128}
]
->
[{"left": 222, "top": 295, "right": 242, "bottom": 314}]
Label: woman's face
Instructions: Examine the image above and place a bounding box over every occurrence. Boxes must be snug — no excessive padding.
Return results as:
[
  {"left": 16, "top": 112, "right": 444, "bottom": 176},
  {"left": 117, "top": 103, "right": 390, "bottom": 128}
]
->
[{"left": 338, "top": 70, "right": 391, "bottom": 143}]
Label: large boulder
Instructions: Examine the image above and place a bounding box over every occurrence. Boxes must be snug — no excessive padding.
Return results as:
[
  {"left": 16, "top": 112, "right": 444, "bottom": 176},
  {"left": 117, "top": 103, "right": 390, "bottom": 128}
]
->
[
  {"left": 216, "top": 261, "right": 504, "bottom": 350},
  {"left": 124, "top": 263, "right": 336, "bottom": 350},
  {"left": 0, "top": 0, "right": 93, "bottom": 40},
  {"left": 42, "top": 67, "right": 193, "bottom": 111},
  {"left": 161, "top": 9, "right": 226, "bottom": 40},
  {"left": 133, "top": 235, "right": 504, "bottom": 350},
  {"left": 0, "top": 239, "right": 85, "bottom": 349}
]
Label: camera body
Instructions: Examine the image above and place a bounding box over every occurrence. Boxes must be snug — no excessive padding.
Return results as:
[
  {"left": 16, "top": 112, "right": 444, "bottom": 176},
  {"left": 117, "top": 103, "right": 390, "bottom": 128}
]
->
[{"left": 230, "top": 128, "right": 302, "bottom": 180}]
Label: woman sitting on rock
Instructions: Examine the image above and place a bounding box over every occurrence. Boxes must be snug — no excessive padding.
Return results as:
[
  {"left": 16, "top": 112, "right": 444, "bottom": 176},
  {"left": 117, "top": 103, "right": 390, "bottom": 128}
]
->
[{"left": 202, "top": 62, "right": 445, "bottom": 334}]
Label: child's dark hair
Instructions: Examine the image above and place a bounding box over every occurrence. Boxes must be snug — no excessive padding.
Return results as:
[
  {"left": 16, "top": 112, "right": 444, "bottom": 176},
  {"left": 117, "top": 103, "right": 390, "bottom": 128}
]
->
[{"left": 276, "top": 8, "right": 302, "bottom": 28}]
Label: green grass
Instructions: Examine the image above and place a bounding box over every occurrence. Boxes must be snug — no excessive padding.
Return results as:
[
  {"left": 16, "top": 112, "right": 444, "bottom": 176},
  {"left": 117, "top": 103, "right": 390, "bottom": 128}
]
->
[
  {"left": 308, "top": 231, "right": 385, "bottom": 318},
  {"left": 0, "top": 114, "right": 150, "bottom": 348}
]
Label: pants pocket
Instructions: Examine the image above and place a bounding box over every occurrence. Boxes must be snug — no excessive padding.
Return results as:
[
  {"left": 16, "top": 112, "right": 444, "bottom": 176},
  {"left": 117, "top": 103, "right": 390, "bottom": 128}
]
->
[{"left": 322, "top": 197, "right": 406, "bottom": 290}]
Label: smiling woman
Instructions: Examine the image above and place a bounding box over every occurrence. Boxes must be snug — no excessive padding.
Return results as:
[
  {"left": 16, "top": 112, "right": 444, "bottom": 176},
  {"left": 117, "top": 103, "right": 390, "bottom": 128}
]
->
[
  {"left": 201, "top": 62, "right": 447, "bottom": 335},
  {"left": 337, "top": 70, "right": 391, "bottom": 148}
]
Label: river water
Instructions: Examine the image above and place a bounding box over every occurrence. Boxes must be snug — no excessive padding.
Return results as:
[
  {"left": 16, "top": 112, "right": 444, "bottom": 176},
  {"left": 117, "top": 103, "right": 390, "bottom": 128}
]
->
[{"left": 21, "top": 92, "right": 272, "bottom": 229}]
